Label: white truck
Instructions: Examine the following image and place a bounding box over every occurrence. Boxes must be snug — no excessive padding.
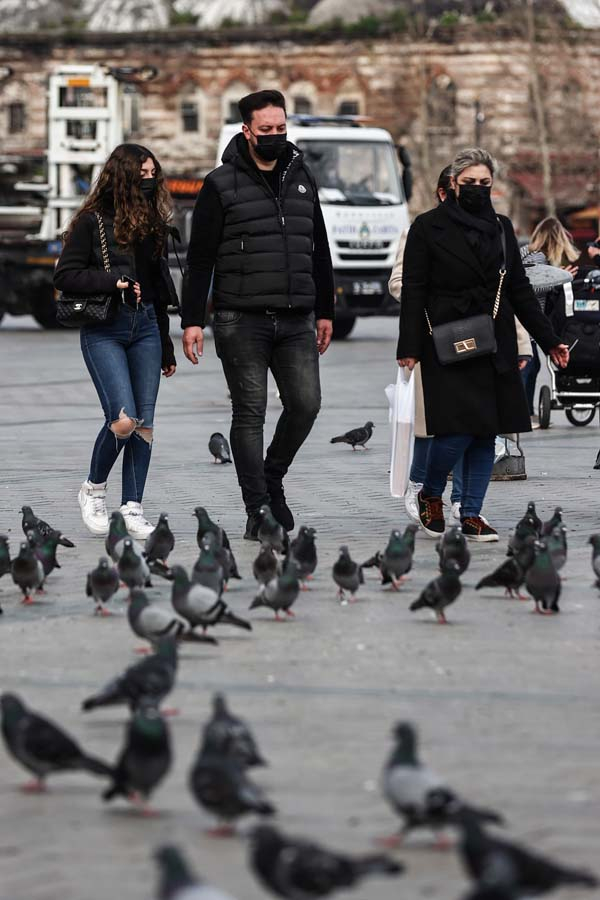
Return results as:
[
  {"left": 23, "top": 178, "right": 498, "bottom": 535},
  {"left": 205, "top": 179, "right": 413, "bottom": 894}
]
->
[{"left": 217, "top": 116, "right": 412, "bottom": 338}]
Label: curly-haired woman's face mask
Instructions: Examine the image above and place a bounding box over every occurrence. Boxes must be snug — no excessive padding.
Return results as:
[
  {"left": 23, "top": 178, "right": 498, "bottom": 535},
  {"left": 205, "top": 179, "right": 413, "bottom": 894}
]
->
[{"left": 140, "top": 158, "right": 157, "bottom": 197}]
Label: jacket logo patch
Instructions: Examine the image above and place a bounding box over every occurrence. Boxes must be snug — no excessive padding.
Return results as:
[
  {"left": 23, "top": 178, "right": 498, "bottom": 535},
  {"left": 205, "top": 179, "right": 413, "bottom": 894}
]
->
[{"left": 298, "top": 184, "right": 307, "bottom": 193}]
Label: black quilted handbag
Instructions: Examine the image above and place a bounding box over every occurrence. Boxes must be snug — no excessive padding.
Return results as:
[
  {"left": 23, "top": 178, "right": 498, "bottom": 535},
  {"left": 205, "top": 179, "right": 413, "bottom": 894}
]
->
[{"left": 56, "top": 212, "right": 118, "bottom": 328}]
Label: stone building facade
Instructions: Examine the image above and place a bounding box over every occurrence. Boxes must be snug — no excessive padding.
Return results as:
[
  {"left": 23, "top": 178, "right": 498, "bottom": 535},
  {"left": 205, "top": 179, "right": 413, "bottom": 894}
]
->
[{"left": 0, "top": 23, "right": 598, "bottom": 230}]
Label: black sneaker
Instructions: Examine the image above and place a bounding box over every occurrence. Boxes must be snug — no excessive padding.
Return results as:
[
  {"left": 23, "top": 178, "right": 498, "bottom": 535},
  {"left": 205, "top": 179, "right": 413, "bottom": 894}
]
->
[
  {"left": 461, "top": 516, "right": 499, "bottom": 542},
  {"left": 417, "top": 491, "right": 445, "bottom": 537},
  {"left": 267, "top": 484, "right": 295, "bottom": 532},
  {"left": 244, "top": 514, "right": 261, "bottom": 542}
]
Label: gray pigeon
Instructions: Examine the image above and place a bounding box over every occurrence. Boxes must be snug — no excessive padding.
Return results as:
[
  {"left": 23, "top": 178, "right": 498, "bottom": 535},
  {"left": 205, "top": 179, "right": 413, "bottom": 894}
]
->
[
  {"left": 86, "top": 557, "right": 120, "bottom": 615},
  {"left": 330, "top": 421, "right": 374, "bottom": 450},
  {"left": 145, "top": 513, "right": 175, "bottom": 566},
  {"left": 82, "top": 637, "right": 177, "bottom": 714},
  {"left": 193, "top": 507, "right": 232, "bottom": 551},
  {"left": 252, "top": 544, "right": 279, "bottom": 586},
  {"left": 588, "top": 533, "right": 600, "bottom": 586},
  {"left": 208, "top": 432, "right": 233, "bottom": 465},
  {"left": 0, "top": 535, "right": 11, "bottom": 580},
  {"left": 507, "top": 514, "right": 538, "bottom": 557},
  {"left": 436, "top": 525, "right": 470, "bottom": 575},
  {"left": 20, "top": 505, "right": 75, "bottom": 548},
  {"left": 381, "top": 529, "right": 413, "bottom": 589},
  {"left": 541, "top": 506, "right": 563, "bottom": 537},
  {"left": 118, "top": 538, "right": 151, "bottom": 590},
  {"left": 524, "top": 501, "right": 542, "bottom": 536},
  {"left": 26, "top": 529, "right": 62, "bottom": 579},
  {"left": 103, "top": 700, "right": 172, "bottom": 813},
  {"left": 332, "top": 545, "right": 364, "bottom": 602},
  {"left": 171, "top": 565, "right": 251, "bottom": 633},
  {"left": 409, "top": 560, "right": 461, "bottom": 624},
  {"left": 475, "top": 556, "right": 528, "bottom": 601},
  {"left": 525, "top": 540, "right": 561, "bottom": 614},
  {"left": 192, "top": 533, "right": 225, "bottom": 596},
  {"left": 546, "top": 525, "right": 567, "bottom": 572},
  {"left": 128, "top": 588, "right": 217, "bottom": 650},
  {"left": 201, "top": 693, "right": 266, "bottom": 768},
  {"left": 249, "top": 559, "right": 300, "bottom": 619},
  {"left": 11, "top": 541, "right": 44, "bottom": 604},
  {"left": 155, "top": 845, "right": 239, "bottom": 900},
  {"left": 289, "top": 526, "right": 317, "bottom": 585},
  {"left": 257, "top": 505, "right": 289, "bottom": 553},
  {"left": 106, "top": 510, "right": 144, "bottom": 563}
]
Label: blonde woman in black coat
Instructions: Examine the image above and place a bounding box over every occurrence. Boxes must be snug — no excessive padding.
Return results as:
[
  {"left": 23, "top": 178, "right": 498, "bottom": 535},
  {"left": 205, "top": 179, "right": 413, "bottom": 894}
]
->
[{"left": 397, "top": 148, "right": 568, "bottom": 541}]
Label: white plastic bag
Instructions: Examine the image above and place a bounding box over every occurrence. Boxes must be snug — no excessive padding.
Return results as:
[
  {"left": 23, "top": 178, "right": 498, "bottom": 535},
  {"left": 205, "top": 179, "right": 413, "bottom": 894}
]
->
[{"left": 389, "top": 366, "right": 415, "bottom": 498}]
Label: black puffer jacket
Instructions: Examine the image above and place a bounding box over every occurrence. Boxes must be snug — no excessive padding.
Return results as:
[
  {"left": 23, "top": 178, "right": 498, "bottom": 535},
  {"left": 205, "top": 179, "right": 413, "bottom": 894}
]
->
[{"left": 54, "top": 211, "right": 178, "bottom": 368}]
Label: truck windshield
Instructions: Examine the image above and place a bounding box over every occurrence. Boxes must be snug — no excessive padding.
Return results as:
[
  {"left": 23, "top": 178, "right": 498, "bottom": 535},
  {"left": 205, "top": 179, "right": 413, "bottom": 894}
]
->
[{"left": 296, "top": 140, "right": 403, "bottom": 206}]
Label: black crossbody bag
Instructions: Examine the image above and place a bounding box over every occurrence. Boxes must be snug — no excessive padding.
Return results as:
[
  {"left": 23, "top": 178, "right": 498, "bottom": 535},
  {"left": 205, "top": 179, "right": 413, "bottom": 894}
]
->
[
  {"left": 425, "top": 219, "right": 507, "bottom": 365},
  {"left": 56, "top": 212, "right": 118, "bottom": 328}
]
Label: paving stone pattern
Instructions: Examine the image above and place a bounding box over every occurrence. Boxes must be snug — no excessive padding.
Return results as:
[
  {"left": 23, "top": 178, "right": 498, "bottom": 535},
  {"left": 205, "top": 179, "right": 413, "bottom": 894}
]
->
[{"left": 0, "top": 316, "right": 599, "bottom": 900}]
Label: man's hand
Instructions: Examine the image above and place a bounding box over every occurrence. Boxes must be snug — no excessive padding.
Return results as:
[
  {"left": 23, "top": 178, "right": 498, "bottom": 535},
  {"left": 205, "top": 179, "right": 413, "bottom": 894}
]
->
[
  {"left": 162, "top": 364, "right": 176, "bottom": 378},
  {"left": 316, "top": 319, "right": 333, "bottom": 355},
  {"left": 183, "top": 326, "right": 204, "bottom": 365},
  {"left": 397, "top": 357, "right": 418, "bottom": 370},
  {"left": 549, "top": 344, "right": 569, "bottom": 368}
]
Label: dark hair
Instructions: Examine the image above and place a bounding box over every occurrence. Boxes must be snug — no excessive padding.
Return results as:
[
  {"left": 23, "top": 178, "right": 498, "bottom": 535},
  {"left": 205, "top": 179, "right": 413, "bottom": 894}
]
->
[
  {"left": 238, "top": 89, "right": 286, "bottom": 126},
  {"left": 65, "top": 143, "right": 172, "bottom": 255},
  {"left": 436, "top": 165, "right": 452, "bottom": 199}
]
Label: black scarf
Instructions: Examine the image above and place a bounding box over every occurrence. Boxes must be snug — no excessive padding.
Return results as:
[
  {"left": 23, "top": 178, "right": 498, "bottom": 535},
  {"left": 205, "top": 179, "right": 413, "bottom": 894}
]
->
[{"left": 444, "top": 190, "right": 500, "bottom": 265}]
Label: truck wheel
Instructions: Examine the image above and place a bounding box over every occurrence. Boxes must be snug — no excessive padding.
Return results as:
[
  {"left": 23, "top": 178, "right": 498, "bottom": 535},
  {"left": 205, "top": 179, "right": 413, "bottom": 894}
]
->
[
  {"left": 332, "top": 317, "right": 356, "bottom": 340},
  {"left": 32, "top": 291, "right": 60, "bottom": 329}
]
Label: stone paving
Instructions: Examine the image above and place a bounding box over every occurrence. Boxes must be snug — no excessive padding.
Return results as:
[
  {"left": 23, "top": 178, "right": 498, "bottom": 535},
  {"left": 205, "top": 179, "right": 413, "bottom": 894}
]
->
[{"left": 1, "top": 315, "right": 599, "bottom": 900}]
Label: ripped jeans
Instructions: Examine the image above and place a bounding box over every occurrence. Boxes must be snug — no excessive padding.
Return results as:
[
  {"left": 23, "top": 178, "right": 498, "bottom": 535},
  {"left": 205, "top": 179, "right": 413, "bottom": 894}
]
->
[{"left": 80, "top": 302, "right": 162, "bottom": 504}]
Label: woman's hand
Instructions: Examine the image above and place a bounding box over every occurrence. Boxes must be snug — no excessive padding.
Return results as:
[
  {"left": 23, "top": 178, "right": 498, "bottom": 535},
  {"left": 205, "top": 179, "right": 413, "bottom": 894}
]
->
[
  {"left": 549, "top": 344, "right": 569, "bottom": 368},
  {"left": 563, "top": 264, "right": 578, "bottom": 277},
  {"left": 116, "top": 279, "right": 142, "bottom": 301},
  {"left": 397, "top": 357, "right": 418, "bottom": 370},
  {"left": 162, "top": 365, "right": 176, "bottom": 378}
]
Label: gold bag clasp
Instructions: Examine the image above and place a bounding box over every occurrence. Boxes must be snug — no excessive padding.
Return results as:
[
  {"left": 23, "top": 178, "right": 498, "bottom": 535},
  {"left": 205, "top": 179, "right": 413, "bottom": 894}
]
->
[{"left": 454, "top": 338, "right": 476, "bottom": 353}]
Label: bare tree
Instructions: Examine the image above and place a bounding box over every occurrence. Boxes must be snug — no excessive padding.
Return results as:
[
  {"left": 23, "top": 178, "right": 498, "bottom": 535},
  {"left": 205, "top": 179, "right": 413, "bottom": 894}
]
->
[{"left": 525, "top": 0, "right": 556, "bottom": 217}]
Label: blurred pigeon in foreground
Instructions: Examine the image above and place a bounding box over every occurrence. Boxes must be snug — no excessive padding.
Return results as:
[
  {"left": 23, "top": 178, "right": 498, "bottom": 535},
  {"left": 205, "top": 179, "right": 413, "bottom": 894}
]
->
[
  {"left": 128, "top": 588, "right": 217, "bottom": 650},
  {"left": 330, "top": 421, "right": 374, "bottom": 450},
  {"left": 103, "top": 700, "right": 171, "bottom": 813},
  {"left": 86, "top": 557, "right": 120, "bottom": 615},
  {"left": 11, "top": 541, "right": 44, "bottom": 604},
  {"left": 208, "top": 432, "right": 232, "bottom": 465},
  {"left": 252, "top": 544, "right": 279, "bottom": 586},
  {"left": 145, "top": 513, "right": 175, "bottom": 566},
  {"left": 21, "top": 505, "right": 75, "bottom": 547},
  {"left": 82, "top": 637, "right": 177, "bottom": 714},
  {"left": 171, "top": 565, "right": 251, "bottom": 633},
  {"left": 588, "top": 533, "right": 600, "bottom": 586},
  {"left": 436, "top": 526, "right": 470, "bottom": 575},
  {"left": 409, "top": 560, "right": 461, "bottom": 624},
  {"left": 456, "top": 808, "right": 598, "bottom": 896},
  {"left": 257, "top": 505, "right": 289, "bottom": 552},
  {"left": 289, "top": 525, "right": 317, "bottom": 585},
  {"left": 250, "top": 823, "right": 404, "bottom": 898},
  {"left": 118, "top": 538, "right": 151, "bottom": 589},
  {"left": 155, "top": 845, "right": 238, "bottom": 900},
  {"left": 381, "top": 722, "right": 503, "bottom": 846},
  {"left": 0, "top": 693, "right": 113, "bottom": 791},
  {"left": 201, "top": 693, "right": 266, "bottom": 769},
  {"left": 250, "top": 560, "right": 300, "bottom": 619},
  {"left": 332, "top": 546, "right": 363, "bottom": 602},
  {"left": 525, "top": 540, "right": 561, "bottom": 614}
]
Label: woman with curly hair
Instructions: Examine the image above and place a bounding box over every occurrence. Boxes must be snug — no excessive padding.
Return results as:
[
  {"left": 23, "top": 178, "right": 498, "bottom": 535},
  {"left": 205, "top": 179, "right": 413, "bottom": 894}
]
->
[{"left": 54, "top": 143, "right": 178, "bottom": 538}]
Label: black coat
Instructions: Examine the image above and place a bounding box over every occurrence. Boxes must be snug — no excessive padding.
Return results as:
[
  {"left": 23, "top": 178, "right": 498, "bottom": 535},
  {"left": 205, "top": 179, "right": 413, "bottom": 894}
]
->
[
  {"left": 397, "top": 204, "right": 561, "bottom": 435},
  {"left": 54, "top": 212, "right": 177, "bottom": 368}
]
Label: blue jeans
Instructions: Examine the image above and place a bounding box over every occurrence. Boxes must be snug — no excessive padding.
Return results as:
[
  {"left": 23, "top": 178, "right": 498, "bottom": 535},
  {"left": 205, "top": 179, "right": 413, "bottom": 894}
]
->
[
  {"left": 422, "top": 434, "right": 495, "bottom": 518},
  {"left": 80, "top": 302, "right": 162, "bottom": 504},
  {"left": 411, "top": 437, "right": 463, "bottom": 503}
]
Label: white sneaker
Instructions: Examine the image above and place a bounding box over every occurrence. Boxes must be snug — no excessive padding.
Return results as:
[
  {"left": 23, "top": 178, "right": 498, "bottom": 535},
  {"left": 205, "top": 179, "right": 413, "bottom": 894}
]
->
[
  {"left": 450, "top": 501, "right": 462, "bottom": 525},
  {"left": 120, "top": 501, "right": 155, "bottom": 539},
  {"left": 78, "top": 480, "right": 109, "bottom": 535},
  {"left": 404, "top": 480, "right": 422, "bottom": 523}
]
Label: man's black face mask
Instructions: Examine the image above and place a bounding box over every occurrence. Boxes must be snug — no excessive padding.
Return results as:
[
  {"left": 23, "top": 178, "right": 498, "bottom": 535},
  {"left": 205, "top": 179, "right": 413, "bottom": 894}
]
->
[
  {"left": 251, "top": 131, "right": 288, "bottom": 162},
  {"left": 457, "top": 183, "right": 492, "bottom": 215}
]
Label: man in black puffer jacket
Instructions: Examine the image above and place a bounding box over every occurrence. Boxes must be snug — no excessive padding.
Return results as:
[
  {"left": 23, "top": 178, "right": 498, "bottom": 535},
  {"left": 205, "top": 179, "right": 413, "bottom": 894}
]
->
[{"left": 182, "top": 89, "right": 334, "bottom": 539}]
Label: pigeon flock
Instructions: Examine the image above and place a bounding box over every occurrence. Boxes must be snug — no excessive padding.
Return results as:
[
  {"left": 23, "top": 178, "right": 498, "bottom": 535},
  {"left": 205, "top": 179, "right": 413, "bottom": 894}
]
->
[{"left": 0, "top": 438, "right": 598, "bottom": 899}]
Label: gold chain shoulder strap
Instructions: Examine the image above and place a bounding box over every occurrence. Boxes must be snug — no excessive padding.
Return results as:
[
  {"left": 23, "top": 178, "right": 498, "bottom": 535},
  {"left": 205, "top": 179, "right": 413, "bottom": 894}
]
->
[{"left": 94, "top": 212, "right": 111, "bottom": 273}]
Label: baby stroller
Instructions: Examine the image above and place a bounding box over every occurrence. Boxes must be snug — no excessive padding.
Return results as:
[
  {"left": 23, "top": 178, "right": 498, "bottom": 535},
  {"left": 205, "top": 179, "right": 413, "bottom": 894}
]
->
[{"left": 538, "top": 268, "right": 600, "bottom": 428}]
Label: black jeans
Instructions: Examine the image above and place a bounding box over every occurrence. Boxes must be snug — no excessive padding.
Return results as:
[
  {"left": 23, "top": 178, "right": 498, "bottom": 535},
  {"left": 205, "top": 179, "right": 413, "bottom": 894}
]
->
[{"left": 213, "top": 309, "right": 321, "bottom": 514}]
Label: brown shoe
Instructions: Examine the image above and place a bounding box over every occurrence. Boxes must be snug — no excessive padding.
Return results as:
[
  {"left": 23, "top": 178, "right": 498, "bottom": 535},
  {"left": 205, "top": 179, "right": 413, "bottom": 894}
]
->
[
  {"left": 461, "top": 516, "right": 499, "bottom": 542},
  {"left": 417, "top": 491, "right": 445, "bottom": 538}
]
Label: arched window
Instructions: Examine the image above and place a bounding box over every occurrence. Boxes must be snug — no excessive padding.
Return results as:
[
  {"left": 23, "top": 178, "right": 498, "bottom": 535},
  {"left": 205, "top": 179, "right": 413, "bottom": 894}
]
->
[
  {"left": 221, "top": 83, "right": 252, "bottom": 124},
  {"left": 426, "top": 74, "right": 457, "bottom": 134},
  {"left": 122, "top": 86, "right": 140, "bottom": 139},
  {"left": 181, "top": 97, "right": 199, "bottom": 132},
  {"left": 8, "top": 101, "right": 26, "bottom": 133}
]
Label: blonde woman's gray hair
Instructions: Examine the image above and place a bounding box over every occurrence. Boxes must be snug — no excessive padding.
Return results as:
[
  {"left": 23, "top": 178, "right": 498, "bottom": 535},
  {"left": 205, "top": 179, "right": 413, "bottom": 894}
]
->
[{"left": 450, "top": 148, "right": 497, "bottom": 179}]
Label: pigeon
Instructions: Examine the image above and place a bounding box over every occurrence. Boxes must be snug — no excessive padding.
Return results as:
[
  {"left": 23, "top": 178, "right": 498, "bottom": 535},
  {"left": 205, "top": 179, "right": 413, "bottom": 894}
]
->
[
  {"left": 155, "top": 845, "right": 238, "bottom": 900},
  {"left": 208, "top": 432, "right": 233, "bottom": 465},
  {"left": 211, "top": 527, "right": 242, "bottom": 583},
  {"left": 193, "top": 506, "right": 232, "bottom": 552},
  {"left": 257, "top": 505, "right": 289, "bottom": 553},
  {"left": 0, "top": 692, "right": 113, "bottom": 791},
  {"left": 546, "top": 525, "right": 567, "bottom": 572},
  {"left": 103, "top": 700, "right": 172, "bottom": 812},
  {"left": 289, "top": 525, "right": 318, "bottom": 585},
  {"left": 588, "top": 533, "right": 600, "bottom": 586},
  {"left": 525, "top": 540, "right": 561, "bottom": 614},
  {"left": 250, "top": 559, "right": 300, "bottom": 619},
  {"left": 0, "top": 535, "right": 11, "bottom": 580},
  {"left": 26, "top": 529, "right": 62, "bottom": 579},
  {"left": 106, "top": 510, "right": 144, "bottom": 563},
  {"left": 189, "top": 748, "right": 275, "bottom": 834},
  {"left": 250, "top": 823, "right": 404, "bottom": 898},
  {"left": 507, "top": 514, "right": 538, "bottom": 557},
  {"left": 171, "top": 565, "right": 251, "bottom": 633},
  {"left": 145, "top": 513, "right": 175, "bottom": 566},
  {"left": 192, "top": 533, "right": 225, "bottom": 596},
  {"left": 476, "top": 556, "right": 528, "bottom": 601},
  {"left": 456, "top": 808, "right": 598, "bottom": 897},
  {"left": 380, "top": 528, "right": 414, "bottom": 589},
  {"left": 524, "top": 501, "right": 542, "bottom": 536},
  {"left": 82, "top": 637, "right": 177, "bottom": 714},
  {"left": 201, "top": 693, "right": 266, "bottom": 769},
  {"left": 330, "top": 421, "right": 374, "bottom": 450},
  {"left": 128, "top": 588, "right": 217, "bottom": 649},
  {"left": 11, "top": 541, "right": 44, "bottom": 604},
  {"left": 86, "top": 556, "right": 120, "bottom": 615},
  {"left": 541, "top": 506, "right": 563, "bottom": 537},
  {"left": 332, "top": 546, "right": 364, "bottom": 602},
  {"left": 118, "top": 538, "right": 151, "bottom": 589},
  {"left": 381, "top": 722, "right": 503, "bottom": 845},
  {"left": 252, "top": 544, "right": 279, "bottom": 586},
  {"left": 436, "top": 525, "right": 470, "bottom": 575},
  {"left": 20, "top": 505, "right": 75, "bottom": 548},
  {"left": 410, "top": 560, "right": 462, "bottom": 623}
]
